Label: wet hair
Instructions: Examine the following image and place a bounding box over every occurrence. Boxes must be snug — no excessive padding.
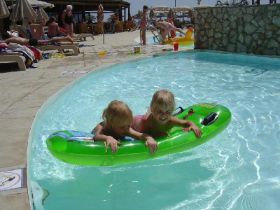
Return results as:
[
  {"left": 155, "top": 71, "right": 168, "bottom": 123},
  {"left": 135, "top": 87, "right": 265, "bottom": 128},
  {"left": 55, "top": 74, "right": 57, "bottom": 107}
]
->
[
  {"left": 49, "top": 16, "right": 56, "bottom": 22},
  {"left": 102, "top": 100, "right": 133, "bottom": 127},
  {"left": 150, "top": 90, "right": 175, "bottom": 113},
  {"left": 46, "top": 16, "right": 56, "bottom": 25}
]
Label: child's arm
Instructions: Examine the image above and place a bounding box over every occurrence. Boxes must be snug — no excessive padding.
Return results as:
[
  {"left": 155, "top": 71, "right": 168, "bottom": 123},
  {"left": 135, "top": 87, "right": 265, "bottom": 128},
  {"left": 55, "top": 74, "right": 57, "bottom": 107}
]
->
[
  {"left": 128, "top": 128, "right": 158, "bottom": 154},
  {"left": 93, "top": 123, "right": 120, "bottom": 153},
  {"left": 170, "top": 117, "right": 202, "bottom": 137}
]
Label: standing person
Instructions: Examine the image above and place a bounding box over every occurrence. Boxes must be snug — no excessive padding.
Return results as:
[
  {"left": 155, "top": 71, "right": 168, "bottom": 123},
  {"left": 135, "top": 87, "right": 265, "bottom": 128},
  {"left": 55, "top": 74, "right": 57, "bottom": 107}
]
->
[
  {"left": 92, "top": 100, "right": 158, "bottom": 153},
  {"left": 132, "top": 89, "right": 202, "bottom": 138},
  {"left": 140, "top": 5, "right": 148, "bottom": 45},
  {"left": 62, "top": 5, "right": 74, "bottom": 37},
  {"left": 96, "top": 3, "right": 104, "bottom": 34},
  {"left": 110, "top": 13, "right": 116, "bottom": 33}
]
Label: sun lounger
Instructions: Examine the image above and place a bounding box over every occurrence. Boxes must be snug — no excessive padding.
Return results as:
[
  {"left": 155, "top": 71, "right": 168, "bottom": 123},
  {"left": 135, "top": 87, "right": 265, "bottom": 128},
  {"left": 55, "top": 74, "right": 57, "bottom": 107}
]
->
[
  {"left": 0, "top": 53, "right": 26, "bottom": 71},
  {"left": 37, "top": 44, "right": 80, "bottom": 55},
  {"left": 74, "top": 33, "right": 94, "bottom": 41}
]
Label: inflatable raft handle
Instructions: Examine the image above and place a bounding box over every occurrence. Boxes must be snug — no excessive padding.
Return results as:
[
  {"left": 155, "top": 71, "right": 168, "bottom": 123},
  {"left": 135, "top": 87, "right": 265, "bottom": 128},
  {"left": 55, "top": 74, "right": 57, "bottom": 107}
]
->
[
  {"left": 173, "top": 106, "right": 184, "bottom": 116},
  {"left": 202, "top": 112, "right": 218, "bottom": 126}
]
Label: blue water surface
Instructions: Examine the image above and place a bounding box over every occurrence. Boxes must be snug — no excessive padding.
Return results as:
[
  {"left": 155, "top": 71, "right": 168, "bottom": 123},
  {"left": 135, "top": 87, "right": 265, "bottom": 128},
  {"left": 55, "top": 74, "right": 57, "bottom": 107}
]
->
[{"left": 28, "top": 51, "right": 280, "bottom": 210}]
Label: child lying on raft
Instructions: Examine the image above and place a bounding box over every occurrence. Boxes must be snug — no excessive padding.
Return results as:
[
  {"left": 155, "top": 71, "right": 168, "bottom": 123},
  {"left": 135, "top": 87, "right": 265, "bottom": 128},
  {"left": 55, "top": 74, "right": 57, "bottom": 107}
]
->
[
  {"left": 132, "top": 89, "right": 202, "bottom": 138},
  {"left": 92, "top": 100, "right": 158, "bottom": 153}
]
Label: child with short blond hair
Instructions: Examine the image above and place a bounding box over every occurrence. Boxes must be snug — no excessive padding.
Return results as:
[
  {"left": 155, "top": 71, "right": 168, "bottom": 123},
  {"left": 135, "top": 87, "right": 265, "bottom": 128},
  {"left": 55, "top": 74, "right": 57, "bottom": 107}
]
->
[
  {"left": 132, "top": 90, "right": 202, "bottom": 138},
  {"left": 93, "top": 100, "right": 157, "bottom": 153}
]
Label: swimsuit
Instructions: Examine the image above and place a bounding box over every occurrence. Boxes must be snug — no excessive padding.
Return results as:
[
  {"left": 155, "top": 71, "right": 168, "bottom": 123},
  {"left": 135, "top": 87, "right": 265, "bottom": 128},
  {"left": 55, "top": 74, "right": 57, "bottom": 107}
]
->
[
  {"left": 132, "top": 115, "right": 147, "bottom": 133},
  {"left": 132, "top": 115, "right": 167, "bottom": 137},
  {"left": 64, "top": 12, "right": 73, "bottom": 24},
  {"left": 29, "top": 38, "right": 38, "bottom": 46},
  {"left": 140, "top": 14, "right": 147, "bottom": 30}
]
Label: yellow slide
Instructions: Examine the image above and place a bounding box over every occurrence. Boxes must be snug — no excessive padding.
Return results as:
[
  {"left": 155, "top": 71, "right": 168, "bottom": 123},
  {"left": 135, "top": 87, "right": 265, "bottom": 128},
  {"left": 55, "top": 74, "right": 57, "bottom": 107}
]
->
[{"left": 164, "top": 27, "right": 194, "bottom": 46}]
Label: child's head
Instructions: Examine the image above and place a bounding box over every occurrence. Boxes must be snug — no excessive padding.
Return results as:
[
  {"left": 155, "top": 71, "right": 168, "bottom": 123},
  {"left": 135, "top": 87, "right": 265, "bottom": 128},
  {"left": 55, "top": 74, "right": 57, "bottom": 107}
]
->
[
  {"left": 143, "top": 5, "right": 148, "bottom": 12},
  {"left": 48, "top": 17, "right": 56, "bottom": 24},
  {"left": 150, "top": 90, "right": 175, "bottom": 124},
  {"left": 66, "top": 5, "right": 73, "bottom": 11},
  {"left": 102, "top": 100, "right": 133, "bottom": 136}
]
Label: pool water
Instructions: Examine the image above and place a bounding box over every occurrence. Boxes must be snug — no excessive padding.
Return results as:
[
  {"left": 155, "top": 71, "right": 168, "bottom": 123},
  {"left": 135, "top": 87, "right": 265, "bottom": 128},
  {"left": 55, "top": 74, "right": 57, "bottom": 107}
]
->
[{"left": 28, "top": 51, "right": 280, "bottom": 210}]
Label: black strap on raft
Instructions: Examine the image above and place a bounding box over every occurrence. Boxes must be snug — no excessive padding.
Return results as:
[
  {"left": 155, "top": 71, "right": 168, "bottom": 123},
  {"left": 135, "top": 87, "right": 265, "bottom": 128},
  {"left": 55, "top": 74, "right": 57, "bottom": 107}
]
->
[
  {"left": 173, "top": 106, "right": 185, "bottom": 116},
  {"left": 201, "top": 112, "right": 218, "bottom": 126},
  {"left": 183, "top": 108, "right": 194, "bottom": 119}
]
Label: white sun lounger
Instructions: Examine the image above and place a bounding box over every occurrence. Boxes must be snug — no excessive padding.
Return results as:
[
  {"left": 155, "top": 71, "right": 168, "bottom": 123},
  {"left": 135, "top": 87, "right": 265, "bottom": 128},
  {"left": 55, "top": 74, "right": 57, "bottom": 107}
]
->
[
  {"left": 74, "top": 33, "right": 95, "bottom": 41},
  {"left": 0, "top": 54, "right": 26, "bottom": 71},
  {"left": 37, "top": 44, "right": 80, "bottom": 56}
]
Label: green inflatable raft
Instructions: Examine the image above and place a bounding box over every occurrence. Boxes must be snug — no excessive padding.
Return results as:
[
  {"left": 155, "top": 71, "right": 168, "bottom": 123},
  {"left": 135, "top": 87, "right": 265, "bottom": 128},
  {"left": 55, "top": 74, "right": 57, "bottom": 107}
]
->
[{"left": 47, "top": 103, "right": 231, "bottom": 166}]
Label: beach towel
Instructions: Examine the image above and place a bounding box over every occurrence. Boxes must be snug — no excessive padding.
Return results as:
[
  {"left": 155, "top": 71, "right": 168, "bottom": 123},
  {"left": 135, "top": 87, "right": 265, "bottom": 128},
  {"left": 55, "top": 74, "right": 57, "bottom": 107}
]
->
[
  {"left": 7, "top": 43, "right": 35, "bottom": 67},
  {"left": 27, "top": 46, "right": 42, "bottom": 61}
]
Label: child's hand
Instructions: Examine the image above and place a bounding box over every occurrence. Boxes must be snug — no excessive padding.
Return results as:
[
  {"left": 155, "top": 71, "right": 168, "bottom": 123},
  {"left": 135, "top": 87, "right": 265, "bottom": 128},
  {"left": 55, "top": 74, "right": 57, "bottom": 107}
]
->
[
  {"left": 145, "top": 137, "right": 158, "bottom": 154},
  {"left": 183, "top": 122, "right": 202, "bottom": 138},
  {"left": 105, "top": 136, "right": 120, "bottom": 153}
]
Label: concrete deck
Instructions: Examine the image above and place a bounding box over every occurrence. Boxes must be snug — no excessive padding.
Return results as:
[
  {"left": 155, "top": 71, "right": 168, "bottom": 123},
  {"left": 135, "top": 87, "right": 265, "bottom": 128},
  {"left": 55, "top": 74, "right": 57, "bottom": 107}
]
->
[{"left": 0, "top": 30, "right": 173, "bottom": 210}]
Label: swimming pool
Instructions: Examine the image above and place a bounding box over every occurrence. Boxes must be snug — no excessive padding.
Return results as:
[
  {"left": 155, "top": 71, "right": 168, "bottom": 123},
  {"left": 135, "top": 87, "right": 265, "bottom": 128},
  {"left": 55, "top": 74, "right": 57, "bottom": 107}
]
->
[{"left": 28, "top": 51, "right": 280, "bottom": 210}]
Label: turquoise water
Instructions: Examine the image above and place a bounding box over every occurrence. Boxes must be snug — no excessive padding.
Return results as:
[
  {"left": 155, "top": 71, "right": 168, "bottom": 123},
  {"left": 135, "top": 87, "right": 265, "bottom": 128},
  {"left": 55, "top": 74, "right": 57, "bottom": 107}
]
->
[{"left": 28, "top": 51, "right": 280, "bottom": 210}]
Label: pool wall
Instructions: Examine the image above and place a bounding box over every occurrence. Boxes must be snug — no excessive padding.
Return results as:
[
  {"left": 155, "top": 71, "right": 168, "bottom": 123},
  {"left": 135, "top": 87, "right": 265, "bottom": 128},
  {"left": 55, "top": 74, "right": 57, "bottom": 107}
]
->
[{"left": 194, "top": 4, "right": 280, "bottom": 56}]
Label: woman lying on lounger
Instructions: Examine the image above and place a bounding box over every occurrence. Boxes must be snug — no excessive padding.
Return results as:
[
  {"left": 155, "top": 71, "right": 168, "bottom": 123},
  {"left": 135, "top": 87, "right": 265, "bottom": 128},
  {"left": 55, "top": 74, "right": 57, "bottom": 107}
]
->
[{"left": 3, "top": 34, "right": 73, "bottom": 46}]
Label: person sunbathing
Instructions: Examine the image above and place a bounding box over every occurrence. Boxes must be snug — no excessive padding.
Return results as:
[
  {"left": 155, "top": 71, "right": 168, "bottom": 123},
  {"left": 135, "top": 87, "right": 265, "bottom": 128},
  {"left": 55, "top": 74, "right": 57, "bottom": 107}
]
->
[
  {"left": 4, "top": 35, "right": 73, "bottom": 47},
  {"left": 46, "top": 17, "right": 65, "bottom": 38}
]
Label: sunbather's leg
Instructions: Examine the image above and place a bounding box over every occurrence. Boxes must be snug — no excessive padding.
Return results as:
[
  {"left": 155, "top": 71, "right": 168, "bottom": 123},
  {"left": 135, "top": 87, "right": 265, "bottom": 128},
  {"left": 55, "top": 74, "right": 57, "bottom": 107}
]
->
[
  {"left": 5, "top": 37, "right": 29, "bottom": 45},
  {"left": 49, "top": 35, "right": 74, "bottom": 43},
  {"left": 161, "top": 30, "right": 168, "bottom": 41}
]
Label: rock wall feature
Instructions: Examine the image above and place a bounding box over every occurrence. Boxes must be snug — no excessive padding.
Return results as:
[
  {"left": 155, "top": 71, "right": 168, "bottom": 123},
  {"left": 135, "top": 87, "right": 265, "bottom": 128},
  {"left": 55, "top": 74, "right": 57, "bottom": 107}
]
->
[{"left": 194, "top": 4, "right": 280, "bottom": 56}]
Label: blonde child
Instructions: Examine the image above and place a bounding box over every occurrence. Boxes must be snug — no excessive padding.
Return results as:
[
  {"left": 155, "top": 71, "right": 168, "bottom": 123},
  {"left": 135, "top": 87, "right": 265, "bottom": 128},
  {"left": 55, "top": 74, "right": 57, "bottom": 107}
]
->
[
  {"left": 93, "top": 100, "right": 157, "bottom": 153},
  {"left": 132, "top": 90, "right": 202, "bottom": 138}
]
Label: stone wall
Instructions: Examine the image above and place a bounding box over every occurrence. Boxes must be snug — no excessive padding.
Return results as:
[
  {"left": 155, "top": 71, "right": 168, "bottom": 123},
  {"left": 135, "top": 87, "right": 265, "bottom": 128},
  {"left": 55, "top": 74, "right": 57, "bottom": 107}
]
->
[{"left": 194, "top": 4, "right": 280, "bottom": 56}]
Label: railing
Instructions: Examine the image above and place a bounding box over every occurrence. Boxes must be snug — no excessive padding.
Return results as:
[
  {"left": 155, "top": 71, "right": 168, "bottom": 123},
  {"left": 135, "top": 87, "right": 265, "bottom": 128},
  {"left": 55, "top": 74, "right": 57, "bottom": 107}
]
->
[
  {"left": 215, "top": 0, "right": 249, "bottom": 6},
  {"left": 252, "top": 0, "right": 277, "bottom": 4},
  {"left": 215, "top": 0, "right": 277, "bottom": 6}
]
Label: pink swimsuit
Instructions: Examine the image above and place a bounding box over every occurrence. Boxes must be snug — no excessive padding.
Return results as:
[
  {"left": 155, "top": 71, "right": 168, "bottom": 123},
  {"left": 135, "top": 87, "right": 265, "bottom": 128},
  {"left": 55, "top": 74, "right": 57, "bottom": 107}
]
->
[
  {"left": 140, "top": 14, "right": 147, "bottom": 30},
  {"left": 132, "top": 115, "right": 167, "bottom": 137},
  {"left": 132, "top": 115, "right": 148, "bottom": 133}
]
